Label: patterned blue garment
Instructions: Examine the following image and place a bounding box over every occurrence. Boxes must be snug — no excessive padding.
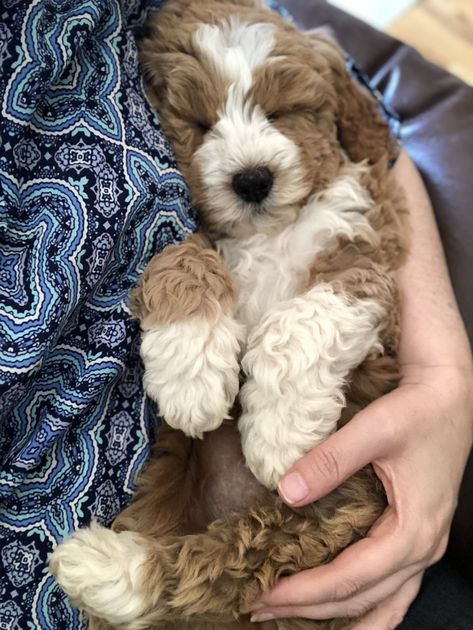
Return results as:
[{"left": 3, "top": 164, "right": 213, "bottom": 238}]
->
[
  {"left": 0, "top": 1, "right": 398, "bottom": 628},
  {"left": 0, "top": 1, "right": 197, "bottom": 628}
]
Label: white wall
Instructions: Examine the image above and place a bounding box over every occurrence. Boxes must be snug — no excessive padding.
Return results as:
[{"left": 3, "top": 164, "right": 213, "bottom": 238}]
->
[{"left": 329, "top": 0, "right": 417, "bottom": 29}]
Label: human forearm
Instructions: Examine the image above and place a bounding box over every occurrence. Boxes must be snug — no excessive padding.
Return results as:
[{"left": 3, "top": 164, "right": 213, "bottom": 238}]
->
[{"left": 392, "top": 150, "right": 472, "bottom": 370}]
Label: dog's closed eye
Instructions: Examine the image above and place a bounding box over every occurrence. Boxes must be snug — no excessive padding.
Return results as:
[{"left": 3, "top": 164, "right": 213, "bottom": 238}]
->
[
  {"left": 266, "top": 107, "right": 313, "bottom": 122},
  {"left": 267, "top": 111, "right": 280, "bottom": 123},
  {"left": 196, "top": 121, "right": 211, "bottom": 135}
]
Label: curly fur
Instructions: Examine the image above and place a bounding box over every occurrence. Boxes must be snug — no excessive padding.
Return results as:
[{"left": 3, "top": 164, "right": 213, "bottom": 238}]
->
[
  {"left": 50, "top": 1, "right": 409, "bottom": 628},
  {"left": 130, "top": 234, "right": 236, "bottom": 329}
]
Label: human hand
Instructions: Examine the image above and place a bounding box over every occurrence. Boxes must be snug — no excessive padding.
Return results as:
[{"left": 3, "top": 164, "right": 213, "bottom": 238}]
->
[{"left": 250, "top": 363, "right": 473, "bottom": 628}]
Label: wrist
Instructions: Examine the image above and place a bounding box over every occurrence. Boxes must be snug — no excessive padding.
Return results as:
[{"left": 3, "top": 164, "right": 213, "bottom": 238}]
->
[
  {"left": 397, "top": 312, "right": 473, "bottom": 376},
  {"left": 400, "top": 362, "right": 473, "bottom": 427},
  {"left": 398, "top": 363, "right": 473, "bottom": 468},
  {"left": 399, "top": 353, "right": 473, "bottom": 382},
  {"left": 400, "top": 360, "right": 473, "bottom": 388}
]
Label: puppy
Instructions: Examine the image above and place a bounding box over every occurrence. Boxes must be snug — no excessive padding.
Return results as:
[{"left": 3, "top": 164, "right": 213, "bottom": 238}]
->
[{"left": 50, "top": 1, "right": 408, "bottom": 628}]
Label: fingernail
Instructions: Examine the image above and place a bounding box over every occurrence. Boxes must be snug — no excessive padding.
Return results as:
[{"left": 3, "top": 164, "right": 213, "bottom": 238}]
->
[
  {"left": 278, "top": 472, "right": 309, "bottom": 504},
  {"left": 249, "top": 602, "right": 265, "bottom": 612},
  {"left": 251, "top": 613, "right": 275, "bottom": 622}
]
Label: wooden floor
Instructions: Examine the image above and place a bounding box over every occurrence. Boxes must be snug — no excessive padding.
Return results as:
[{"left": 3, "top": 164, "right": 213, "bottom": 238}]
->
[{"left": 387, "top": 0, "right": 473, "bottom": 85}]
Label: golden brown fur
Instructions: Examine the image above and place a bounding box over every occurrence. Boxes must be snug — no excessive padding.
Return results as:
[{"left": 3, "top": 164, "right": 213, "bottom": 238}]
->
[
  {"left": 87, "top": 1, "right": 409, "bottom": 628},
  {"left": 92, "top": 422, "right": 386, "bottom": 630},
  {"left": 130, "top": 233, "right": 236, "bottom": 328},
  {"left": 306, "top": 164, "right": 408, "bottom": 355}
]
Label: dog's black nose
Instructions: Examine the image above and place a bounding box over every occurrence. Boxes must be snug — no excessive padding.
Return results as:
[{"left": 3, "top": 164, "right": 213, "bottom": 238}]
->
[{"left": 232, "top": 167, "right": 273, "bottom": 204}]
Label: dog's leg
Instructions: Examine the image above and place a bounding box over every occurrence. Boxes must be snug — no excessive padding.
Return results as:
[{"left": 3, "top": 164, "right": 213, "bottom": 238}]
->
[
  {"left": 131, "top": 234, "right": 244, "bottom": 437},
  {"left": 50, "top": 473, "right": 381, "bottom": 627},
  {"left": 239, "top": 283, "right": 384, "bottom": 489},
  {"left": 49, "top": 522, "right": 151, "bottom": 627}
]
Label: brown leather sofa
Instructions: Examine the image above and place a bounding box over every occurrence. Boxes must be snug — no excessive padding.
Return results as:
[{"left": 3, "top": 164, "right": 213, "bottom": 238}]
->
[{"left": 280, "top": 0, "right": 473, "bottom": 625}]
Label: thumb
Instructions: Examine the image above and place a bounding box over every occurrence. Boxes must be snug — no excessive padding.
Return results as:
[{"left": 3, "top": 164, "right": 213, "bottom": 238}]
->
[{"left": 277, "top": 403, "right": 393, "bottom": 506}]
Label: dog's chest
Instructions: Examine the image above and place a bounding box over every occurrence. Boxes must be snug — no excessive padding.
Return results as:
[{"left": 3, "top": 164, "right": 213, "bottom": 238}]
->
[{"left": 216, "top": 198, "right": 370, "bottom": 330}]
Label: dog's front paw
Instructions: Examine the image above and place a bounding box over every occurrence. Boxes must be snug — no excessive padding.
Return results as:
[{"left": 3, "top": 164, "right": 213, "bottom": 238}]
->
[
  {"left": 141, "top": 313, "right": 244, "bottom": 438},
  {"left": 239, "top": 409, "right": 307, "bottom": 489},
  {"left": 49, "top": 522, "right": 148, "bottom": 626}
]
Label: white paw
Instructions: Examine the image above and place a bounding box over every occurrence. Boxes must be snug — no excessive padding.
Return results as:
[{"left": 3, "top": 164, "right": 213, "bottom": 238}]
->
[
  {"left": 141, "top": 313, "right": 244, "bottom": 437},
  {"left": 49, "top": 522, "right": 148, "bottom": 626},
  {"left": 239, "top": 409, "right": 314, "bottom": 489},
  {"left": 239, "top": 286, "right": 384, "bottom": 489}
]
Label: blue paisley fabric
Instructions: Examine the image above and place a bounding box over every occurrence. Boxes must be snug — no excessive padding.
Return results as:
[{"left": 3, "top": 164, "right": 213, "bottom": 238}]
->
[{"left": 0, "top": 1, "right": 198, "bottom": 627}]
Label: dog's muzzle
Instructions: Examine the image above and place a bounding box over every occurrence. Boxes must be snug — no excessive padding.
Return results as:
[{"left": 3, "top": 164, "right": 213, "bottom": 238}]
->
[{"left": 232, "top": 167, "right": 273, "bottom": 204}]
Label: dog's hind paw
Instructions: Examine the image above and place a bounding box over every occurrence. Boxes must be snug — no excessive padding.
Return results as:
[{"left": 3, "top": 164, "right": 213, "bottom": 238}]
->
[
  {"left": 141, "top": 313, "right": 244, "bottom": 438},
  {"left": 49, "top": 522, "right": 148, "bottom": 626}
]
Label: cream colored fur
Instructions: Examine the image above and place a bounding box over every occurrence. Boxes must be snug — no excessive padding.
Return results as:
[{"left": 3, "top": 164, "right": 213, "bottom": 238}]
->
[
  {"left": 216, "top": 169, "right": 375, "bottom": 330},
  {"left": 49, "top": 522, "right": 148, "bottom": 627},
  {"left": 240, "top": 284, "right": 383, "bottom": 488},
  {"left": 141, "top": 313, "right": 244, "bottom": 437}
]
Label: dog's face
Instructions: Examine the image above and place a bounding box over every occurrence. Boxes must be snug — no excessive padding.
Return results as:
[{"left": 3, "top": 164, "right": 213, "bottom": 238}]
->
[
  {"left": 185, "top": 18, "right": 341, "bottom": 239},
  {"left": 140, "top": 0, "right": 396, "bottom": 239}
]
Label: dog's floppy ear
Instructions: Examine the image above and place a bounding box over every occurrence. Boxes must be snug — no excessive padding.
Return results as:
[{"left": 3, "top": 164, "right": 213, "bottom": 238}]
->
[{"left": 306, "top": 29, "right": 399, "bottom": 165}]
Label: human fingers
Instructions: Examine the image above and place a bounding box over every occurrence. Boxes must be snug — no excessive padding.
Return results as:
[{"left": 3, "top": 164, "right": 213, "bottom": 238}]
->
[
  {"left": 350, "top": 572, "right": 423, "bottom": 630},
  {"left": 250, "top": 564, "right": 419, "bottom": 622},
  {"left": 278, "top": 398, "right": 397, "bottom": 506},
  {"left": 252, "top": 519, "right": 410, "bottom": 611}
]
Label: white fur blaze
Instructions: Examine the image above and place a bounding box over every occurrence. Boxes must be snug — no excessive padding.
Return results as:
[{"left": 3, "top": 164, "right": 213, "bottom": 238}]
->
[
  {"left": 140, "top": 313, "right": 244, "bottom": 437},
  {"left": 49, "top": 522, "right": 148, "bottom": 626},
  {"left": 192, "top": 18, "right": 311, "bottom": 238},
  {"left": 239, "top": 284, "right": 384, "bottom": 489},
  {"left": 217, "top": 168, "right": 375, "bottom": 329}
]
